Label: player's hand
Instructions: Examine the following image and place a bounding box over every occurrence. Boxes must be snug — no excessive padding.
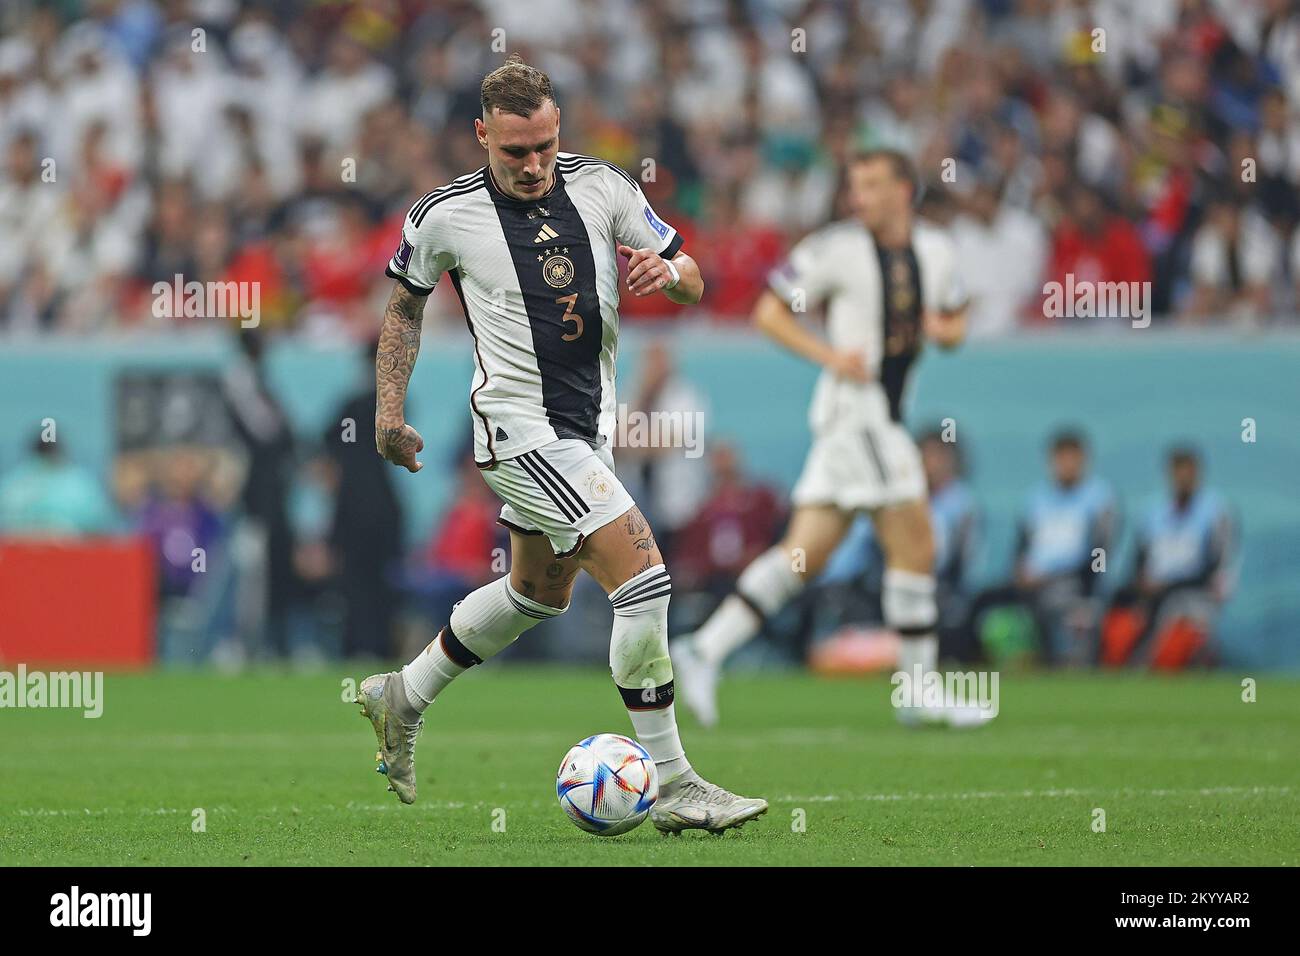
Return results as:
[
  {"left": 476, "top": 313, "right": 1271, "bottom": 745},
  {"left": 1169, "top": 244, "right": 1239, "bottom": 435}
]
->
[
  {"left": 375, "top": 419, "right": 424, "bottom": 473},
  {"left": 924, "top": 310, "right": 964, "bottom": 349},
  {"left": 618, "top": 244, "right": 672, "bottom": 296},
  {"left": 825, "top": 349, "right": 871, "bottom": 383}
]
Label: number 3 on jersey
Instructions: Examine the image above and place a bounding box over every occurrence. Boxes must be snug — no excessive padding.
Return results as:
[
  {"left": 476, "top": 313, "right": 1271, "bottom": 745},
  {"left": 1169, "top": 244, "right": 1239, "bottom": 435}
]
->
[{"left": 556, "top": 293, "right": 583, "bottom": 341}]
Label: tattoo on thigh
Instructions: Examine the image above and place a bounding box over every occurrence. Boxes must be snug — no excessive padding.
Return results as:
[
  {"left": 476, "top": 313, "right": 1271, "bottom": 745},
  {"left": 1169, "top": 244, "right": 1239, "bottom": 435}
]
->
[
  {"left": 624, "top": 506, "right": 657, "bottom": 570},
  {"left": 544, "top": 565, "right": 579, "bottom": 591}
]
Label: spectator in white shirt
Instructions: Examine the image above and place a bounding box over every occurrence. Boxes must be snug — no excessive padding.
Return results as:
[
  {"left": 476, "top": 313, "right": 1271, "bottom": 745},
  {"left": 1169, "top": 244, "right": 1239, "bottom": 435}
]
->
[
  {"left": 1184, "top": 196, "right": 1282, "bottom": 322},
  {"left": 949, "top": 177, "right": 1048, "bottom": 338}
]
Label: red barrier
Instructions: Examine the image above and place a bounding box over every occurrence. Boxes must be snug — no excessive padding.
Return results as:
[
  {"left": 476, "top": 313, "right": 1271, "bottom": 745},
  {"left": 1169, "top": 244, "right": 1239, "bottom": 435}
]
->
[{"left": 0, "top": 536, "right": 156, "bottom": 668}]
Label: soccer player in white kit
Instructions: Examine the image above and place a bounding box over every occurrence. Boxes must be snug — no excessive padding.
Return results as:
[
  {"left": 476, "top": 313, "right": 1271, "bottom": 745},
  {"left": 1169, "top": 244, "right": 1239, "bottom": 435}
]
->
[
  {"left": 357, "top": 56, "right": 767, "bottom": 834},
  {"left": 674, "top": 149, "right": 988, "bottom": 729}
]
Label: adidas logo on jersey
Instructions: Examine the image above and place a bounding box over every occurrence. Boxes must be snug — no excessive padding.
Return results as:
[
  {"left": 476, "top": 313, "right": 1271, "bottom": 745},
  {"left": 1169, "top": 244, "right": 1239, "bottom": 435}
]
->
[
  {"left": 495, "top": 427, "right": 509, "bottom": 441},
  {"left": 533, "top": 224, "right": 559, "bottom": 244}
]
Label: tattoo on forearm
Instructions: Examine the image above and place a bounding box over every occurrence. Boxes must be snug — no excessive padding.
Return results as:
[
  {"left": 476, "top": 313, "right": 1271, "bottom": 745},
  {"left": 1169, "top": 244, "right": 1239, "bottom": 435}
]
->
[{"left": 375, "top": 283, "right": 427, "bottom": 456}]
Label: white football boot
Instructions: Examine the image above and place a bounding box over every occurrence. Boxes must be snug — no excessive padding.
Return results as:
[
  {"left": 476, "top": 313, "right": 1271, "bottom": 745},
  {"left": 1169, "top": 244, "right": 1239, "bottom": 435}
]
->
[
  {"left": 672, "top": 639, "right": 720, "bottom": 728},
  {"left": 896, "top": 703, "right": 993, "bottom": 729},
  {"left": 357, "top": 672, "right": 424, "bottom": 804},
  {"left": 650, "top": 769, "right": 768, "bottom": 836},
  {"left": 941, "top": 705, "right": 995, "bottom": 728},
  {"left": 895, "top": 704, "right": 947, "bottom": 728}
]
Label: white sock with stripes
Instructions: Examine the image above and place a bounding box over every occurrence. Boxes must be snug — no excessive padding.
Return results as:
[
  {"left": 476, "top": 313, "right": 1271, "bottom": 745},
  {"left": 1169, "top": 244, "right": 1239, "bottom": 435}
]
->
[
  {"left": 884, "top": 569, "right": 939, "bottom": 710},
  {"left": 400, "top": 577, "right": 564, "bottom": 715},
  {"left": 609, "top": 564, "right": 691, "bottom": 783}
]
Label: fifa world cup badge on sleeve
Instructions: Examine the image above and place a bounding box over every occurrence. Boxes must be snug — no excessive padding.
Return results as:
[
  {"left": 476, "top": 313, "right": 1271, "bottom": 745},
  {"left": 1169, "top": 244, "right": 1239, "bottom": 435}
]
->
[
  {"left": 643, "top": 205, "right": 670, "bottom": 240},
  {"left": 394, "top": 237, "right": 414, "bottom": 271}
]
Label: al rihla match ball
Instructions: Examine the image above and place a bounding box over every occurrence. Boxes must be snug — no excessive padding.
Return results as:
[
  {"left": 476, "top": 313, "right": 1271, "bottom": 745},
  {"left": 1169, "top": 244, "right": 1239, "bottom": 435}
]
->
[{"left": 555, "top": 733, "right": 658, "bottom": 835}]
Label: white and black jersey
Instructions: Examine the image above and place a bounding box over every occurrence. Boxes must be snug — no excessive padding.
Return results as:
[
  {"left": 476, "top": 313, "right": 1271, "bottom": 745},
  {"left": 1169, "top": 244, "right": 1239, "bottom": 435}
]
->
[
  {"left": 385, "top": 152, "right": 683, "bottom": 467},
  {"left": 767, "top": 219, "right": 967, "bottom": 432}
]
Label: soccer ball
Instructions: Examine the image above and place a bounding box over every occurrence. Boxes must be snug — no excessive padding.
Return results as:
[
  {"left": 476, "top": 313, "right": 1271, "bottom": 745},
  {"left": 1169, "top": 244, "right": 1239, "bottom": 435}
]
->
[{"left": 555, "top": 733, "right": 658, "bottom": 836}]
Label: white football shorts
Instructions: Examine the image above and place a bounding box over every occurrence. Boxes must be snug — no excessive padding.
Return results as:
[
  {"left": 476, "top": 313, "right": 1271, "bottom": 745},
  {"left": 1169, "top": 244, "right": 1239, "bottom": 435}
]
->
[
  {"left": 480, "top": 438, "right": 634, "bottom": 557},
  {"left": 791, "top": 418, "right": 926, "bottom": 512}
]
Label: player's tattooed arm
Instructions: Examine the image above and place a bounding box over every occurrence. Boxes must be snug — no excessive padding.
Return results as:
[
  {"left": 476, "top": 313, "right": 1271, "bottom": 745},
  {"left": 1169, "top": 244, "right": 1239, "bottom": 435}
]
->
[{"left": 375, "top": 281, "right": 428, "bottom": 473}]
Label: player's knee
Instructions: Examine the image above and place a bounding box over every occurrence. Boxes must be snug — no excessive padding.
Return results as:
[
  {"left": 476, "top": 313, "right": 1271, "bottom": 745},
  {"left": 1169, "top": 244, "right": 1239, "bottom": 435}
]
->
[
  {"left": 510, "top": 563, "right": 576, "bottom": 610},
  {"left": 533, "top": 591, "right": 571, "bottom": 612},
  {"left": 898, "top": 536, "right": 935, "bottom": 575},
  {"left": 576, "top": 507, "right": 663, "bottom": 593},
  {"left": 882, "top": 518, "right": 935, "bottom": 573},
  {"left": 778, "top": 535, "right": 830, "bottom": 581},
  {"left": 525, "top": 581, "right": 574, "bottom": 612},
  {"left": 508, "top": 574, "right": 566, "bottom": 610},
  {"left": 445, "top": 576, "right": 566, "bottom": 664}
]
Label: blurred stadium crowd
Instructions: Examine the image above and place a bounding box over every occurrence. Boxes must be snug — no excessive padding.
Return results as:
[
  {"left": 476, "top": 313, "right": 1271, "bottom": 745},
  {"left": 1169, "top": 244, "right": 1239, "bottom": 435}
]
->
[
  {"left": 1, "top": 0, "right": 1300, "bottom": 336},
  {"left": 0, "top": 334, "right": 1238, "bottom": 670}
]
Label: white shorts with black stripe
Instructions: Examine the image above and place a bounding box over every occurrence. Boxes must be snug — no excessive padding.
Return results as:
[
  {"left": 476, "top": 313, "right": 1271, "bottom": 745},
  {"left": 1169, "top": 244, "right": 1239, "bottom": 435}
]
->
[
  {"left": 481, "top": 438, "right": 635, "bottom": 557},
  {"left": 791, "top": 419, "right": 926, "bottom": 512}
]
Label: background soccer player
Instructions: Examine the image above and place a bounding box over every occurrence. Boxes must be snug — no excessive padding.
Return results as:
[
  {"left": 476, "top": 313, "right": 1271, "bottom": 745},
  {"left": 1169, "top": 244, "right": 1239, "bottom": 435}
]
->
[
  {"left": 356, "top": 56, "right": 767, "bottom": 834},
  {"left": 674, "top": 149, "right": 985, "bottom": 728}
]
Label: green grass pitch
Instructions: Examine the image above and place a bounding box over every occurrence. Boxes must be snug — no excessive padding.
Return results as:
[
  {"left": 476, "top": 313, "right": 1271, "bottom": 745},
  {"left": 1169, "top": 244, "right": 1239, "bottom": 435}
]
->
[{"left": 2, "top": 668, "right": 1296, "bottom": 866}]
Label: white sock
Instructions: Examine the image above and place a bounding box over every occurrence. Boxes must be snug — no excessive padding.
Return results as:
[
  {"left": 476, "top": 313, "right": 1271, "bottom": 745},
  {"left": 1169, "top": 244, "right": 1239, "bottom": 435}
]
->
[
  {"left": 896, "top": 634, "right": 938, "bottom": 677},
  {"left": 692, "top": 596, "right": 759, "bottom": 668},
  {"left": 401, "top": 576, "right": 564, "bottom": 713},
  {"left": 627, "top": 704, "right": 690, "bottom": 783},
  {"left": 400, "top": 633, "right": 468, "bottom": 714},
  {"left": 609, "top": 565, "right": 691, "bottom": 782},
  {"left": 693, "top": 545, "right": 803, "bottom": 667},
  {"left": 884, "top": 568, "right": 940, "bottom": 707}
]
